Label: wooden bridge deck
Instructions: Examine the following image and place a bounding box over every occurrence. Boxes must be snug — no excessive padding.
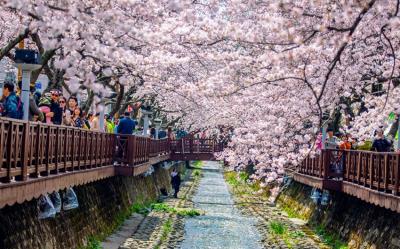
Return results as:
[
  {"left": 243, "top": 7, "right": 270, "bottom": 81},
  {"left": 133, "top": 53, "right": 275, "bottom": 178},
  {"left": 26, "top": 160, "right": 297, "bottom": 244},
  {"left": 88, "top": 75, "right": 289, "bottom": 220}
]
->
[
  {"left": 296, "top": 149, "right": 400, "bottom": 212},
  {"left": 0, "top": 118, "right": 223, "bottom": 208}
]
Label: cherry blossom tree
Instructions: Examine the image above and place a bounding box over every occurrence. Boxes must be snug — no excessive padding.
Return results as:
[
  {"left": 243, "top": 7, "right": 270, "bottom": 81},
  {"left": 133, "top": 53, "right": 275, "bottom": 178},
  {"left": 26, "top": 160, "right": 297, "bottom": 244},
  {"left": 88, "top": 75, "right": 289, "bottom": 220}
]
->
[{"left": 1, "top": 0, "right": 400, "bottom": 187}]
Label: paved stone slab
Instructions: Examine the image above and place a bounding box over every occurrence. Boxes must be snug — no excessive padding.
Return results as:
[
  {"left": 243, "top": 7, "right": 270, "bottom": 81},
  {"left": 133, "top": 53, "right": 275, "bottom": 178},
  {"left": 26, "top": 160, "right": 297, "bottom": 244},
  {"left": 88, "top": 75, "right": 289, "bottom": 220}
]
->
[
  {"left": 101, "top": 213, "right": 144, "bottom": 249},
  {"left": 179, "top": 161, "right": 263, "bottom": 249}
]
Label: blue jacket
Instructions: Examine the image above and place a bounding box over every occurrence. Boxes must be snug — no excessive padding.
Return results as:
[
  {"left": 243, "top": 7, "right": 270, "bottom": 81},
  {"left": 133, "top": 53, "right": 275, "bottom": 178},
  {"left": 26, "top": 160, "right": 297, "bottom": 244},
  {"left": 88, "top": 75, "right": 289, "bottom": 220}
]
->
[
  {"left": 3, "top": 92, "right": 21, "bottom": 119},
  {"left": 117, "top": 117, "right": 137, "bottom": 135},
  {"left": 158, "top": 130, "right": 167, "bottom": 139}
]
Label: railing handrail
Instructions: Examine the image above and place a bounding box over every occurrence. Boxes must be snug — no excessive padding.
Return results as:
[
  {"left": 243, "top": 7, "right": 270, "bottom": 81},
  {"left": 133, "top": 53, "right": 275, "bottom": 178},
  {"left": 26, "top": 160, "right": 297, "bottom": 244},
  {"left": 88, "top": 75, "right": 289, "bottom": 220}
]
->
[
  {"left": 0, "top": 117, "right": 222, "bottom": 185},
  {"left": 322, "top": 148, "right": 398, "bottom": 155},
  {"left": 299, "top": 149, "right": 400, "bottom": 197}
]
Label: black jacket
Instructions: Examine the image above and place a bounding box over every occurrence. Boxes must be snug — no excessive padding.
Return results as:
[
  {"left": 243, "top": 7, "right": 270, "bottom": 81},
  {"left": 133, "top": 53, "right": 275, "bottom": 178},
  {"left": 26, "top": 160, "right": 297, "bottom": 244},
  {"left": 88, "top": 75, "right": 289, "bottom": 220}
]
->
[
  {"left": 50, "top": 101, "right": 63, "bottom": 125},
  {"left": 171, "top": 174, "right": 181, "bottom": 188},
  {"left": 372, "top": 138, "right": 391, "bottom": 152}
]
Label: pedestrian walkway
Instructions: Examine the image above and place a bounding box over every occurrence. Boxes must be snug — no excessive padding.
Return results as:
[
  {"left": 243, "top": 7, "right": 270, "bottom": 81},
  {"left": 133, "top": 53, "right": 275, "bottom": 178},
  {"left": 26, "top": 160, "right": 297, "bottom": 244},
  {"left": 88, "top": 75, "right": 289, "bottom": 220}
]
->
[{"left": 179, "top": 161, "right": 263, "bottom": 249}]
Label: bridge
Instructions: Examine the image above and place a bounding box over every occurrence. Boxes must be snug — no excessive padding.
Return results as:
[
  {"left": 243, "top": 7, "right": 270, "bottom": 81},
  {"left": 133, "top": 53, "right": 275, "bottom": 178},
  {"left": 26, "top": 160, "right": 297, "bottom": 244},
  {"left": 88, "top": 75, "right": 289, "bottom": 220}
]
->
[
  {"left": 295, "top": 149, "right": 400, "bottom": 213},
  {"left": 0, "top": 118, "right": 223, "bottom": 208},
  {"left": 5, "top": 115, "right": 399, "bottom": 214}
]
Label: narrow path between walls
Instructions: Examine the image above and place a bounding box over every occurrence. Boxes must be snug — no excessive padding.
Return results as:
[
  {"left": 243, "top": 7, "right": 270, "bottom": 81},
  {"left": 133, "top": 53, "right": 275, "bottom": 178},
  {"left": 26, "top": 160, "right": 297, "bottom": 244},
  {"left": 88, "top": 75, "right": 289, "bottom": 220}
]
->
[{"left": 178, "top": 161, "right": 263, "bottom": 249}]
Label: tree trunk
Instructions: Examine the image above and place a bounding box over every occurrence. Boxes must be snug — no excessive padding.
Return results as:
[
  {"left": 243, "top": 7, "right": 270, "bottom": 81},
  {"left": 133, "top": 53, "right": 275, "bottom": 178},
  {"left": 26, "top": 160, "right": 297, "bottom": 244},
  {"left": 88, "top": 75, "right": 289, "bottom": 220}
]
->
[{"left": 109, "top": 84, "right": 124, "bottom": 117}]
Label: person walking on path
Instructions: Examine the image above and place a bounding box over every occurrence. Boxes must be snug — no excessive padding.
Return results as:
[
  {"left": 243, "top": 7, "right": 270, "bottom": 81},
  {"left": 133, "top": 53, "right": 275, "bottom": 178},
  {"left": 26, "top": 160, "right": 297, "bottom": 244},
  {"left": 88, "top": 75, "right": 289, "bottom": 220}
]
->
[
  {"left": 1, "top": 82, "right": 23, "bottom": 119},
  {"left": 117, "top": 112, "right": 136, "bottom": 135},
  {"left": 170, "top": 168, "right": 181, "bottom": 198}
]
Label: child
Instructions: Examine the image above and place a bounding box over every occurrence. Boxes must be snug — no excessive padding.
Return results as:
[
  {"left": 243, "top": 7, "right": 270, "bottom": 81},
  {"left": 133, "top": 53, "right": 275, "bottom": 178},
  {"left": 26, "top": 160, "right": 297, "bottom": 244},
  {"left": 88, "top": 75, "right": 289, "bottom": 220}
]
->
[{"left": 38, "top": 92, "right": 52, "bottom": 124}]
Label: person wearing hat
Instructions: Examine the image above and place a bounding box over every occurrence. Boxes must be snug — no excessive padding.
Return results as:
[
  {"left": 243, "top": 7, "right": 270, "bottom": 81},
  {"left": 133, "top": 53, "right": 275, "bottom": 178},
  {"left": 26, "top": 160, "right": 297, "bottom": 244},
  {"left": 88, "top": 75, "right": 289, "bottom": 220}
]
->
[
  {"left": 371, "top": 128, "right": 391, "bottom": 152},
  {"left": 49, "top": 89, "right": 63, "bottom": 125}
]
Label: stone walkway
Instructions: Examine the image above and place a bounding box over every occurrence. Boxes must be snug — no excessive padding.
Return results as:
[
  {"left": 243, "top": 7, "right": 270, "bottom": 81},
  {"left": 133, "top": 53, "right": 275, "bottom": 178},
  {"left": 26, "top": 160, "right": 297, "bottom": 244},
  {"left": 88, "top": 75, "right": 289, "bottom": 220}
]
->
[
  {"left": 101, "top": 213, "right": 144, "bottom": 249},
  {"left": 179, "top": 161, "right": 263, "bottom": 249},
  {"left": 119, "top": 167, "right": 199, "bottom": 249},
  {"left": 229, "top": 178, "right": 328, "bottom": 248}
]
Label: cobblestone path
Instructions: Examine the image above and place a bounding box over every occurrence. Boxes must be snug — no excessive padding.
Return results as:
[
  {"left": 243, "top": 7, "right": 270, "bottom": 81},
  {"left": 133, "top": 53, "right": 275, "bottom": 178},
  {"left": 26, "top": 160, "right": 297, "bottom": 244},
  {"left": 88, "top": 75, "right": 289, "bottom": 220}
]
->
[
  {"left": 119, "top": 167, "right": 198, "bottom": 249},
  {"left": 179, "top": 161, "right": 263, "bottom": 249}
]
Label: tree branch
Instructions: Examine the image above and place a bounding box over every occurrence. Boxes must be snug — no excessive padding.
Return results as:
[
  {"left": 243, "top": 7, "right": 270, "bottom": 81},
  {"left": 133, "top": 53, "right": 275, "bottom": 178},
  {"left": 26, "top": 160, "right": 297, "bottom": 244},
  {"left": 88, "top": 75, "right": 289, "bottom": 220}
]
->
[{"left": 0, "top": 28, "right": 29, "bottom": 61}]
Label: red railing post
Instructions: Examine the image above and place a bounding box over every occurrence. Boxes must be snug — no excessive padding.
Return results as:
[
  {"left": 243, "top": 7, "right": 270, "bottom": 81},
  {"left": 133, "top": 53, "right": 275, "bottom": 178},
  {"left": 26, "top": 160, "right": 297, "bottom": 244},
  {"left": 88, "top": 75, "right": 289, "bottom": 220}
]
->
[
  {"left": 322, "top": 150, "right": 330, "bottom": 180},
  {"left": 54, "top": 126, "right": 60, "bottom": 174},
  {"left": 189, "top": 136, "right": 193, "bottom": 153},
  {"left": 369, "top": 153, "right": 373, "bottom": 188},
  {"left": 318, "top": 152, "right": 323, "bottom": 177},
  {"left": 384, "top": 154, "right": 389, "bottom": 192}
]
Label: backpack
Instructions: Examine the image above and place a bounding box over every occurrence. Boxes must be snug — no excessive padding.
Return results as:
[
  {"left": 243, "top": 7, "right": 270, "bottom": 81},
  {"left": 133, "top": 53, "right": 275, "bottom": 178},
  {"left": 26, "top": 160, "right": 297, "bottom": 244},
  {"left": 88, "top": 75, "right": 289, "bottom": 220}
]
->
[{"left": 38, "top": 94, "right": 52, "bottom": 107}]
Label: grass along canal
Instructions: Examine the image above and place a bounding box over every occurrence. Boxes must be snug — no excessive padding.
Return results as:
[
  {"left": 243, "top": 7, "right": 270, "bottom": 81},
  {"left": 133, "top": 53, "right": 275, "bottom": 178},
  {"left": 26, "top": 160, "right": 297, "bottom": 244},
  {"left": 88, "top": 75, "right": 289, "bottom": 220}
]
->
[
  {"left": 95, "top": 161, "right": 345, "bottom": 249},
  {"left": 225, "top": 170, "right": 347, "bottom": 249}
]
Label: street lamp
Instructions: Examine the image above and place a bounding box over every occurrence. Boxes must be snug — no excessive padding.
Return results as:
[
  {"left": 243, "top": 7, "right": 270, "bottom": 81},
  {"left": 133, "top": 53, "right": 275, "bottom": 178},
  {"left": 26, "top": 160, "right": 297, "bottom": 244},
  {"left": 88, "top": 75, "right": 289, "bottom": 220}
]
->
[
  {"left": 140, "top": 104, "right": 152, "bottom": 136},
  {"left": 154, "top": 118, "right": 162, "bottom": 139},
  {"left": 14, "top": 49, "right": 42, "bottom": 121}
]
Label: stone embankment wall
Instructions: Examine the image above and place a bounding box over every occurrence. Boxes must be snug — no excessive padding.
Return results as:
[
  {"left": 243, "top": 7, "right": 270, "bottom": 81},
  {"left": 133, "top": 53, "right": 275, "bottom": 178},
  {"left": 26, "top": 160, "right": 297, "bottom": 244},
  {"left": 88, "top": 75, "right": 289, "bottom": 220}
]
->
[
  {"left": 0, "top": 163, "right": 184, "bottom": 249},
  {"left": 277, "top": 181, "right": 400, "bottom": 249}
]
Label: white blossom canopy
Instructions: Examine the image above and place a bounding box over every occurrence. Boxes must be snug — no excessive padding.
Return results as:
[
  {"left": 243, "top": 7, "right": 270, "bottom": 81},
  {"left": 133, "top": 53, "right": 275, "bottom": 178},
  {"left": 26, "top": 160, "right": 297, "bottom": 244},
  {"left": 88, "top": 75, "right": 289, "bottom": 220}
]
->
[{"left": 1, "top": 0, "right": 399, "bottom": 183}]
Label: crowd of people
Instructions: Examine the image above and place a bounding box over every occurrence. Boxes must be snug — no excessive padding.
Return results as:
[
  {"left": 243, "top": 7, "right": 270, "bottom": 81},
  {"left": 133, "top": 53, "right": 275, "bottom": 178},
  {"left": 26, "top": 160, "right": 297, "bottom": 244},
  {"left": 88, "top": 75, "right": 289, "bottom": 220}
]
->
[
  {"left": 313, "top": 126, "right": 395, "bottom": 177},
  {"left": 0, "top": 82, "right": 183, "bottom": 139},
  {"left": 316, "top": 127, "right": 393, "bottom": 153}
]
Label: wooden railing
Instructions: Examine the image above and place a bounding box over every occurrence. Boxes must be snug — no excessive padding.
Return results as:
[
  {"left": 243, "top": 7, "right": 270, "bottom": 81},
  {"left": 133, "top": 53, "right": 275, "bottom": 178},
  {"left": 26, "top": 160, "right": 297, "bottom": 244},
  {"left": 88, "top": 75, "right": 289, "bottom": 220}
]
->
[
  {"left": 149, "top": 138, "right": 170, "bottom": 157},
  {"left": 0, "top": 118, "right": 224, "bottom": 208},
  {"left": 298, "top": 149, "right": 400, "bottom": 211},
  {"left": 0, "top": 118, "right": 116, "bottom": 183},
  {"left": 169, "top": 137, "right": 223, "bottom": 154},
  {"left": 299, "top": 150, "right": 344, "bottom": 180},
  {"left": 342, "top": 150, "right": 400, "bottom": 194},
  {"left": 0, "top": 118, "right": 222, "bottom": 185}
]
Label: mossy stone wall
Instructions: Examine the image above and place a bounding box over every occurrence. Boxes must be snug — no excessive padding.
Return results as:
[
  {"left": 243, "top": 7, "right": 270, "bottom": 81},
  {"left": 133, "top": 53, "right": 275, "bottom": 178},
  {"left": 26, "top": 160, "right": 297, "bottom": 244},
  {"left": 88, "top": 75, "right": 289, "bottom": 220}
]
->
[
  {"left": 0, "top": 163, "right": 184, "bottom": 249},
  {"left": 277, "top": 181, "right": 400, "bottom": 249}
]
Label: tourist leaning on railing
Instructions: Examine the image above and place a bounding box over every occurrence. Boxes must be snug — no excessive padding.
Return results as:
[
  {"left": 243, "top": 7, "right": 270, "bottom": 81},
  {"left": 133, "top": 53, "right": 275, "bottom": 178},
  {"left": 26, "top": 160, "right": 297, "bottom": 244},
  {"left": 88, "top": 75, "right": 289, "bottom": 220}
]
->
[
  {"left": 325, "top": 128, "right": 340, "bottom": 149},
  {"left": 371, "top": 128, "right": 391, "bottom": 152},
  {"left": 49, "top": 90, "right": 63, "bottom": 125},
  {"left": 71, "top": 107, "right": 85, "bottom": 128},
  {"left": 28, "top": 85, "right": 44, "bottom": 122},
  {"left": 59, "top": 96, "right": 72, "bottom": 126},
  {"left": 117, "top": 111, "right": 136, "bottom": 135},
  {"left": 338, "top": 134, "right": 351, "bottom": 150},
  {"left": 89, "top": 113, "right": 100, "bottom": 131},
  {"left": 1, "top": 82, "right": 23, "bottom": 119},
  {"left": 105, "top": 114, "right": 115, "bottom": 133}
]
